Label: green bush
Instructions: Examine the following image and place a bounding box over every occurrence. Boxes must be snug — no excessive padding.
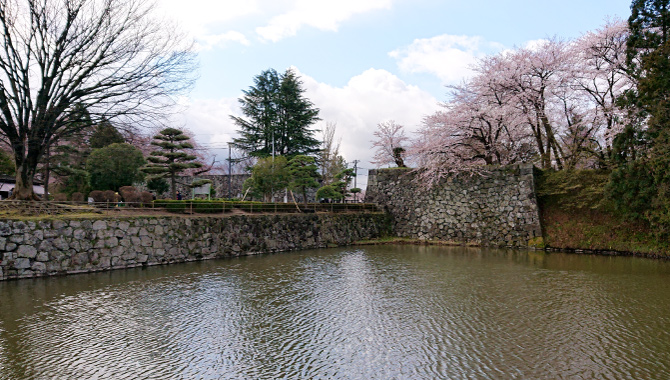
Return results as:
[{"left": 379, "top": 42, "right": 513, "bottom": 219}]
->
[{"left": 606, "top": 160, "right": 655, "bottom": 220}]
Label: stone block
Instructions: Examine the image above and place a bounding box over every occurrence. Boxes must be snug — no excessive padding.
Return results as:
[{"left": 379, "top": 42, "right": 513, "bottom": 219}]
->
[
  {"left": 73, "top": 229, "right": 87, "bottom": 240},
  {"left": 13, "top": 258, "right": 31, "bottom": 269},
  {"left": 105, "top": 237, "right": 119, "bottom": 248},
  {"left": 140, "top": 236, "right": 153, "bottom": 247},
  {"left": 92, "top": 220, "right": 107, "bottom": 231},
  {"left": 53, "top": 220, "right": 68, "bottom": 229},
  {"left": 17, "top": 245, "right": 38, "bottom": 258},
  {"left": 31, "top": 262, "right": 46, "bottom": 273},
  {"left": 46, "top": 261, "right": 61, "bottom": 272},
  {"left": 36, "top": 252, "right": 49, "bottom": 262},
  {"left": 52, "top": 237, "right": 69, "bottom": 250},
  {"left": 97, "top": 256, "right": 110, "bottom": 268}
]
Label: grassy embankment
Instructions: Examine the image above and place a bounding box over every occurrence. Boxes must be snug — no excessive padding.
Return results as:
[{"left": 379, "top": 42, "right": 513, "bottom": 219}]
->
[{"left": 537, "top": 169, "right": 670, "bottom": 257}]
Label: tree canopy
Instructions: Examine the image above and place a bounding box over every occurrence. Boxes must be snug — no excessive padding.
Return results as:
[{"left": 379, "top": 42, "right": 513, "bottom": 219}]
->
[
  {"left": 371, "top": 120, "right": 408, "bottom": 168},
  {"left": 232, "top": 68, "right": 321, "bottom": 159},
  {"left": 243, "top": 156, "right": 290, "bottom": 202},
  {"left": 607, "top": 0, "right": 670, "bottom": 236},
  {"left": 288, "top": 155, "right": 320, "bottom": 205},
  {"left": 90, "top": 121, "right": 126, "bottom": 149},
  {"left": 141, "top": 128, "right": 202, "bottom": 200},
  {"left": 87, "top": 143, "right": 146, "bottom": 191},
  {"left": 0, "top": 0, "right": 196, "bottom": 199}
]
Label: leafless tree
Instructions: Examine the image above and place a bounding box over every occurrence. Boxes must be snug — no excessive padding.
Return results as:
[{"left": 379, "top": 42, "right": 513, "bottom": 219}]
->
[
  {"left": 319, "top": 121, "right": 346, "bottom": 185},
  {"left": 0, "top": 0, "right": 197, "bottom": 199}
]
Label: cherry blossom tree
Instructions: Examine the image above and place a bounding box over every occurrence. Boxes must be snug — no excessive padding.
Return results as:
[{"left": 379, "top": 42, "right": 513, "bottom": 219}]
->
[
  {"left": 411, "top": 75, "right": 534, "bottom": 183},
  {"left": 409, "top": 21, "right": 633, "bottom": 179},
  {"left": 568, "top": 19, "right": 633, "bottom": 167},
  {"left": 371, "top": 120, "right": 409, "bottom": 167}
]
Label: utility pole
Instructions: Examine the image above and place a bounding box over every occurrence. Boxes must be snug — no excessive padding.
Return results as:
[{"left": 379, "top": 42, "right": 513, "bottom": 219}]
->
[
  {"left": 352, "top": 160, "right": 359, "bottom": 202},
  {"left": 228, "top": 143, "right": 232, "bottom": 199}
]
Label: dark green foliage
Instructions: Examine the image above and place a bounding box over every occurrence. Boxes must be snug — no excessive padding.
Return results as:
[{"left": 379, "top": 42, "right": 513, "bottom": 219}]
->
[
  {"left": 0, "top": 149, "right": 15, "bottom": 175},
  {"left": 146, "top": 177, "right": 170, "bottom": 196},
  {"left": 89, "top": 121, "right": 125, "bottom": 149},
  {"left": 316, "top": 184, "right": 342, "bottom": 201},
  {"left": 606, "top": 159, "right": 656, "bottom": 220},
  {"left": 243, "top": 156, "right": 290, "bottom": 201},
  {"left": 87, "top": 143, "right": 146, "bottom": 191},
  {"left": 232, "top": 68, "right": 320, "bottom": 159},
  {"left": 142, "top": 128, "right": 202, "bottom": 199},
  {"left": 334, "top": 168, "right": 355, "bottom": 198},
  {"left": 317, "top": 168, "right": 355, "bottom": 201},
  {"left": 607, "top": 0, "right": 670, "bottom": 236},
  {"left": 288, "top": 155, "right": 319, "bottom": 205}
]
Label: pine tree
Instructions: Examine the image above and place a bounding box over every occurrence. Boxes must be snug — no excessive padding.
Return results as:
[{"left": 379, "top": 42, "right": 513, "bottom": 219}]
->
[
  {"left": 288, "top": 155, "right": 320, "bottom": 205},
  {"left": 232, "top": 68, "right": 320, "bottom": 159},
  {"left": 142, "top": 128, "right": 202, "bottom": 199}
]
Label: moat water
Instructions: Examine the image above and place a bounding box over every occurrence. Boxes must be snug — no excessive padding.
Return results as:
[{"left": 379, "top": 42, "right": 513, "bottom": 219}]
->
[{"left": 0, "top": 245, "right": 669, "bottom": 379}]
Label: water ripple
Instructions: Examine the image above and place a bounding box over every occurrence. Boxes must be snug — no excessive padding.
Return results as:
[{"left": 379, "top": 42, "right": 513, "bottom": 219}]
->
[{"left": 0, "top": 247, "right": 669, "bottom": 379}]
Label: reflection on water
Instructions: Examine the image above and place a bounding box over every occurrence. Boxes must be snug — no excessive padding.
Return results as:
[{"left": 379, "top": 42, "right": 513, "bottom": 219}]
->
[{"left": 0, "top": 246, "right": 670, "bottom": 379}]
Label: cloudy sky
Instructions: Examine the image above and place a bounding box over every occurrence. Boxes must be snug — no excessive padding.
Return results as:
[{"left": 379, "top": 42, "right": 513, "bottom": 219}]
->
[{"left": 156, "top": 0, "right": 631, "bottom": 187}]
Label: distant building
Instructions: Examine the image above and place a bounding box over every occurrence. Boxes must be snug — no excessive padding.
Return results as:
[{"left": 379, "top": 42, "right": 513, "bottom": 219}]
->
[{"left": 0, "top": 175, "right": 45, "bottom": 199}]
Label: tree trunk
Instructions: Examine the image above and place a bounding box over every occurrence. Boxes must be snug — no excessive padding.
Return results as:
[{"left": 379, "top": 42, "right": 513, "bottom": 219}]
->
[
  {"left": 12, "top": 163, "right": 40, "bottom": 201},
  {"left": 43, "top": 145, "right": 51, "bottom": 201},
  {"left": 171, "top": 173, "right": 177, "bottom": 200}
]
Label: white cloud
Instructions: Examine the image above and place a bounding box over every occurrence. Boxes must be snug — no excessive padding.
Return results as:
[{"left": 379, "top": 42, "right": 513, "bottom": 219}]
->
[
  {"left": 157, "top": 0, "right": 257, "bottom": 44},
  {"left": 179, "top": 68, "right": 438, "bottom": 187},
  {"left": 195, "top": 32, "right": 250, "bottom": 51},
  {"left": 389, "top": 34, "right": 504, "bottom": 84},
  {"left": 256, "top": 0, "right": 393, "bottom": 42},
  {"left": 171, "top": 96, "right": 242, "bottom": 162},
  {"left": 297, "top": 68, "right": 438, "bottom": 172}
]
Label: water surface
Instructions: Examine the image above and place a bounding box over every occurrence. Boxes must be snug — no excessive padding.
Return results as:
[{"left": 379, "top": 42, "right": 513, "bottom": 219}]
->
[{"left": 1, "top": 246, "right": 669, "bottom": 379}]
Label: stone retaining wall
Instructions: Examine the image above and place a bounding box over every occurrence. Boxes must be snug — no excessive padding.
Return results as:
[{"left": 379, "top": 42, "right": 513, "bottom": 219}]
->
[
  {"left": 0, "top": 213, "right": 391, "bottom": 281},
  {"left": 365, "top": 165, "right": 542, "bottom": 247}
]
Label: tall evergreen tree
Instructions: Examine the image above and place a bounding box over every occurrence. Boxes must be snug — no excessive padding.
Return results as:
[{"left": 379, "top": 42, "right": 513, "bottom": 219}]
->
[
  {"left": 232, "top": 68, "right": 320, "bottom": 159},
  {"left": 141, "top": 128, "right": 202, "bottom": 199},
  {"left": 625, "top": 0, "right": 670, "bottom": 137},
  {"left": 89, "top": 121, "right": 126, "bottom": 149},
  {"left": 608, "top": 0, "right": 670, "bottom": 236}
]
